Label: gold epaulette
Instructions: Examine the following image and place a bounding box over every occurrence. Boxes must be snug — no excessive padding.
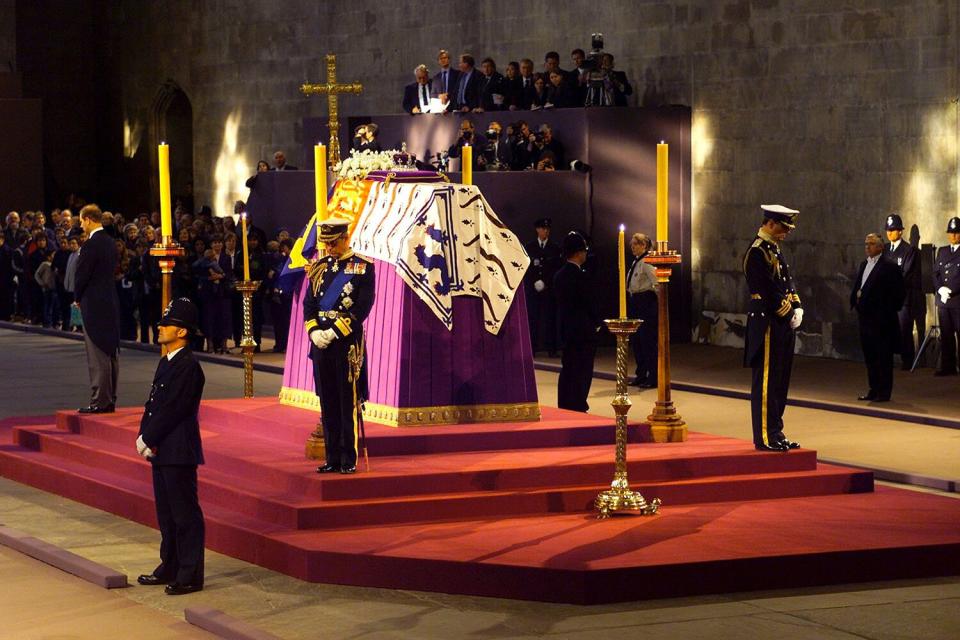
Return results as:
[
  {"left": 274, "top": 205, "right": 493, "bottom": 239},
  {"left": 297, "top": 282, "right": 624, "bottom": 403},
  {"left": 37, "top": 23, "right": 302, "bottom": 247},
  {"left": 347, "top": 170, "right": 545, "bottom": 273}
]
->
[
  {"left": 742, "top": 239, "right": 765, "bottom": 272},
  {"left": 307, "top": 260, "right": 328, "bottom": 291}
]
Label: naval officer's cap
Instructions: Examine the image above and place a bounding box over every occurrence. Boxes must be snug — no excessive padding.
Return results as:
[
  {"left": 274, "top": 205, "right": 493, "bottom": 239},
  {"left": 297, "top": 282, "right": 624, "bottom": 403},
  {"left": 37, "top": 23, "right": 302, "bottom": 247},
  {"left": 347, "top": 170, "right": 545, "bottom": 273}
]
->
[
  {"left": 318, "top": 217, "right": 351, "bottom": 242},
  {"left": 534, "top": 217, "right": 552, "bottom": 229},
  {"left": 885, "top": 213, "right": 904, "bottom": 231},
  {"left": 761, "top": 204, "right": 799, "bottom": 229}
]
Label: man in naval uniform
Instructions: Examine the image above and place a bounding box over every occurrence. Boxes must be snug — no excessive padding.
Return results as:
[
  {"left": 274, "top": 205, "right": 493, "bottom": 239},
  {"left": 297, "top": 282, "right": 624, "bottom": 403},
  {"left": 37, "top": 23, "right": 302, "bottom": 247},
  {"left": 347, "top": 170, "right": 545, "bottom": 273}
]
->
[
  {"left": 884, "top": 214, "right": 924, "bottom": 369},
  {"left": 554, "top": 231, "right": 600, "bottom": 412},
  {"left": 524, "top": 217, "right": 561, "bottom": 356},
  {"left": 303, "top": 218, "right": 376, "bottom": 474},
  {"left": 933, "top": 216, "right": 960, "bottom": 376},
  {"left": 136, "top": 298, "right": 206, "bottom": 595},
  {"left": 743, "top": 205, "right": 803, "bottom": 452}
]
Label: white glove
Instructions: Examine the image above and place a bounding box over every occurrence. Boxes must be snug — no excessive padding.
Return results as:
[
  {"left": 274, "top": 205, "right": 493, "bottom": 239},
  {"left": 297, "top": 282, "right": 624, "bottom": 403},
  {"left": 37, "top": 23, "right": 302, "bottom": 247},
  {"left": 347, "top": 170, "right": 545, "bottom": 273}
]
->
[
  {"left": 534, "top": 280, "right": 545, "bottom": 293},
  {"left": 311, "top": 328, "right": 336, "bottom": 349},
  {"left": 136, "top": 435, "right": 154, "bottom": 460},
  {"left": 790, "top": 308, "right": 803, "bottom": 330},
  {"left": 939, "top": 286, "right": 952, "bottom": 304}
]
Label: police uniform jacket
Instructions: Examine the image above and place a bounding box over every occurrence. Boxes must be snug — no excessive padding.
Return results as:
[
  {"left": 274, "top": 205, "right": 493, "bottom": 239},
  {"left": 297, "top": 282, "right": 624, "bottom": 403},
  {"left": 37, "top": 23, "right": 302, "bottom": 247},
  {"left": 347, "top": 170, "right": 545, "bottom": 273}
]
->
[
  {"left": 934, "top": 245, "right": 960, "bottom": 309},
  {"left": 73, "top": 228, "right": 121, "bottom": 355},
  {"left": 554, "top": 260, "right": 600, "bottom": 347},
  {"left": 524, "top": 239, "right": 561, "bottom": 293},
  {"left": 886, "top": 241, "right": 923, "bottom": 310},
  {"left": 138, "top": 348, "right": 205, "bottom": 466},
  {"left": 303, "top": 251, "right": 376, "bottom": 392},
  {"left": 743, "top": 230, "right": 801, "bottom": 367}
]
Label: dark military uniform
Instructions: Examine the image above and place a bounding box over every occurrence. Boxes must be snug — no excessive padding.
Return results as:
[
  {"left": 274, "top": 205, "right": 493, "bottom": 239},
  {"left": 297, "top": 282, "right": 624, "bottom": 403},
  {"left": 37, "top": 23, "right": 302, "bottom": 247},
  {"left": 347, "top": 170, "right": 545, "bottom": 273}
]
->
[
  {"left": 303, "top": 248, "right": 376, "bottom": 472},
  {"left": 934, "top": 217, "right": 960, "bottom": 375},
  {"left": 524, "top": 219, "right": 561, "bottom": 355},
  {"left": 137, "top": 298, "right": 206, "bottom": 592},
  {"left": 884, "top": 214, "right": 924, "bottom": 368},
  {"left": 743, "top": 207, "right": 801, "bottom": 451}
]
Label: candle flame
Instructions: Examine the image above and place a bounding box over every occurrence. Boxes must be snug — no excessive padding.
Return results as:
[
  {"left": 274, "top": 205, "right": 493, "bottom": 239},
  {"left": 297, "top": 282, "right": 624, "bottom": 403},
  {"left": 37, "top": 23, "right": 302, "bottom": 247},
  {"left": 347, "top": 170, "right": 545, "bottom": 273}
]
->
[
  {"left": 619, "top": 224, "right": 625, "bottom": 232},
  {"left": 660, "top": 140, "right": 665, "bottom": 145}
]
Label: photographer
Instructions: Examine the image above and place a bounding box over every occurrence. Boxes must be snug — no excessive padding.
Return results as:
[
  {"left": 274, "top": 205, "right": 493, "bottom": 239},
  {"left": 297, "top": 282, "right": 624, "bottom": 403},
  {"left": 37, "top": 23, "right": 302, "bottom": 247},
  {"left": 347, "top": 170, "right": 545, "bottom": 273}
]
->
[
  {"left": 447, "top": 119, "right": 487, "bottom": 170},
  {"left": 481, "top": 121, "right": 512, "bottom": 170},
  {"left": 531, "top": 124, "right": 565, "bottom": 169},
  {"left": 352, "top": 123, "right": 381, "bottom": 153}
]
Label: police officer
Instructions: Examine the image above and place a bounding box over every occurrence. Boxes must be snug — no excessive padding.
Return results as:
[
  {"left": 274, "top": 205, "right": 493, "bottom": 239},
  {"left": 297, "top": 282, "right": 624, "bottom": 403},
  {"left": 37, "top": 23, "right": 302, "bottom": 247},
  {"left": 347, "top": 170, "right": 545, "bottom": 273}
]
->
[
  {"left": 136, "top": 298, "right": 206, "bottom": 595},
  {"left": 743, "top": 205, "right": 802, "bottom": 452},
  {"left": 554, "top": 231, "right": 600, "bottom": 412},
  {"left": 884, "top": 214, "right": 924, "bottom": 369},
  {"left": 303, "top": 218, "right": 376, "bottom": 474},
  {"left": 524, "top": 218, "right": 561, "bottom": 356},
  {"left": 933, "top": 216, "right": 960, "bottom": 376}
]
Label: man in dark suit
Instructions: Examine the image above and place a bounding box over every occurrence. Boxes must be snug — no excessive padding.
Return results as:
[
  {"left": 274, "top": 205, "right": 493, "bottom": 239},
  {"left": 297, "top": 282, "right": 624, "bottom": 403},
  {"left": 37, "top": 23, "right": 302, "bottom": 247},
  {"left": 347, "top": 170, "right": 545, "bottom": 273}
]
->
[
  {"left": 272, "top": 150, "right": 298, "bottom": 171},
  {"left": 524, "top": 218, "right": 561, "bottom": 356},
  {"left": 743, "top": 205, "right": 803, "bottom": 452},
  {"left": 74, "top": 204, "right": 121, "bottom": 413},
  {"left": 430, "top": 49, "right": 460, "bottom": 112},
  {"left": 478, "top": 57, "right": 506, "bottom": 111},
  {"left": 304, "top": 218, "right": 377, "bottom": 474},
  {"left": 136, "top": 298, "right": 206, "bottom": 595},
  {"left": 884, "top": 214, "right": 924, "bottom": 369},
  {"left": 852, "top": 233, "right": 905, "bottom": 402},
  {"left": 554, "top": 231, "right": 600, "bottom": 412},
  {"left": 402, "top": 64, "right": 432, "bottom": 114},
  {"left": 934, "top": 216, "right": 960, "bottom": 376},
  {"left": 601, "top": 53, "right": 633, "bottom": 107},
  {"left": 448, "top": 119, "right": 487, "bottom": 170},
  {"left": 517, "top": 59, "right": 536, "bottom": 110},
  {"left": 453, "top": 53, "right": 483, "bottom": 112}
]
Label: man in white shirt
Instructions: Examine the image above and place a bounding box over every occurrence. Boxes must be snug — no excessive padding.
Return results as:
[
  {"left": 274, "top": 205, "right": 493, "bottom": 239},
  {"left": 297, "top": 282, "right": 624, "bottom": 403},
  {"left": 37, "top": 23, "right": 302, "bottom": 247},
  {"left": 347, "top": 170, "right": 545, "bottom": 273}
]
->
[{"left": 627, "top": 233, "right": 658, "bottom": 387}]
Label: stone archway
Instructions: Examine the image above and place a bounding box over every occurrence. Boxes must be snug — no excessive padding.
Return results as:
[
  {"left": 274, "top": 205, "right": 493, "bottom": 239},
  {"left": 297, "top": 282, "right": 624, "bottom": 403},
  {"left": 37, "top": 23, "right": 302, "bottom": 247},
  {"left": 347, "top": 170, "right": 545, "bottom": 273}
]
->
[{"left": 152, "top": 80, "right": 194, "bottom": 215}]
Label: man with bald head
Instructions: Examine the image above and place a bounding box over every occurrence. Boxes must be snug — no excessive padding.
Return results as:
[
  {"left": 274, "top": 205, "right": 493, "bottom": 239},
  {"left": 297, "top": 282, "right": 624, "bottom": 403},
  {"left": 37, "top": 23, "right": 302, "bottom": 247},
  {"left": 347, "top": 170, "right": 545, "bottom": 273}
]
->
[{"left": 851, "top": 233, "right": 905, "bottom": 402}]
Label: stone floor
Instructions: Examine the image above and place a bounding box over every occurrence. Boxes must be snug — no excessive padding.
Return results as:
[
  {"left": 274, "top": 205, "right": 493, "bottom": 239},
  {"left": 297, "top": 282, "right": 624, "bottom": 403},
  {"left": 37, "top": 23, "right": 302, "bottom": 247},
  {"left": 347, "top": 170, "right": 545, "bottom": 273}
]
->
[{"left": 0, "top": 328, "right": 958, "bottom": 640}]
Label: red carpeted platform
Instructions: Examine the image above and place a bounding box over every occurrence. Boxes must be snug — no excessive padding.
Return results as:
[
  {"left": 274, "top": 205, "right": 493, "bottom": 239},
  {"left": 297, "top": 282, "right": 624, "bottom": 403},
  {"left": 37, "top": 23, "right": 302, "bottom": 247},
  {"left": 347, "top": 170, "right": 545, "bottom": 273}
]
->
[{"left": 1, "top": 398, "right": 959, "bottom": 604}]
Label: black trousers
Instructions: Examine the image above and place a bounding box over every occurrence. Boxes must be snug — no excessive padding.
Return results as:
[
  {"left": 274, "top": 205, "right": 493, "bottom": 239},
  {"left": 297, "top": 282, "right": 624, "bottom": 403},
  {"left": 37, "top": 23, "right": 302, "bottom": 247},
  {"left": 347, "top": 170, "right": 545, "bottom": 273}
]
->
[
  {"left": 557, "top": 340, "right": 596, "bottom": 412},
  {"left": 629, "top": 291, "right": 658, "bottom": 383},
  {"left": 750, "top": 322, "right": 794, "bottom": 447},
  {"left": 313, "top": 335, "right": 362, "bottom": 469},
  {"left": 897, "top": 303, "right": 925, "bottom": 367},
  {"left": 527, "top": 290, "right": 557, "bottom": 354},
  {"left": 151, "top": 464, "right": 205, "bottom": 586},
  {"left": 859, "top": 317, "right": 894, "bottom": 400},
  {"left": 138, "top": 290, "right": 160, "bottom": 343},
  {"left": 938, "top": 306, "right": 960, "bottom": 374}
]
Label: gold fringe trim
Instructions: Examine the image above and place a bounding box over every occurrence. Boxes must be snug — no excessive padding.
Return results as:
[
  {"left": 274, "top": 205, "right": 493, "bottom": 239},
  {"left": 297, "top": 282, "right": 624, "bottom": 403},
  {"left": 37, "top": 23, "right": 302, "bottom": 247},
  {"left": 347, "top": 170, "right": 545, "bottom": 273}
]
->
[{"left": 279, "top": 387, "right": 541, "bottom": 427}]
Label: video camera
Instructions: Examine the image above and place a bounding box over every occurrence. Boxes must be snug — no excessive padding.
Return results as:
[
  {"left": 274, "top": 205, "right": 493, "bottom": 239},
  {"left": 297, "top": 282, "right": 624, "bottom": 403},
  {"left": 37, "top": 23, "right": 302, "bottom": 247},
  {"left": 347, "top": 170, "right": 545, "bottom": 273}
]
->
[{"left": 581, "top": 33, "right": 604, "bottom": 72}]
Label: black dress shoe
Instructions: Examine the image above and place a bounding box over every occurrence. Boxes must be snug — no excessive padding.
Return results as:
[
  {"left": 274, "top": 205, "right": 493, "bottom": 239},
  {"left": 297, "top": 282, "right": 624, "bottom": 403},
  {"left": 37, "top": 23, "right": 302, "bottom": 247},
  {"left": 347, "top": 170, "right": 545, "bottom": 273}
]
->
[
  {"left": 856, "top": 393, "right": 876, "bottom": 401},
  {"left": 137, "top": 574, "right": 168, "bottom": 586},
  {"left": 777, "top": 439, "right": 801, "bottom": 449},
  {"left": 165, "top": 582, "right": 203, "bottom": 595},
  {"left": 316, "top": 464, "right": 340, "bottom": 474},
  {"left": 78, "top": 405, "right": 115, "bottom": 414},
  {"left": 755, "top": 443, "right": 788, "bottom": 452},
  {"left": 340, "top": 465, "right": 357, "bottom": 474}
]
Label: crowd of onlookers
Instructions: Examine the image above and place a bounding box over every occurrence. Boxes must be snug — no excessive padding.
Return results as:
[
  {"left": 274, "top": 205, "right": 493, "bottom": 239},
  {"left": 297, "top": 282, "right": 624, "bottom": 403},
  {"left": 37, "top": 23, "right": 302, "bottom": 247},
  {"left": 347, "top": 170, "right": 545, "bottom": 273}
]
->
[
  {"left": 0, "top": 203, "right": 298, "bottom": 354},
  {"left": 403, "top": 48, "right": 633, "bottom": 114}
]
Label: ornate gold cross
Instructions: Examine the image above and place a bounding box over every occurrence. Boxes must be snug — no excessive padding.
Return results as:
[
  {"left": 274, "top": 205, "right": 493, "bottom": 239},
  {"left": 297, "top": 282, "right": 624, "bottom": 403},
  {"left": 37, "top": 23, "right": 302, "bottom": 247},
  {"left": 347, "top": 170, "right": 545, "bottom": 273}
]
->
[{"left": 301, "top": 53, "right": 363, "bottom": 167}]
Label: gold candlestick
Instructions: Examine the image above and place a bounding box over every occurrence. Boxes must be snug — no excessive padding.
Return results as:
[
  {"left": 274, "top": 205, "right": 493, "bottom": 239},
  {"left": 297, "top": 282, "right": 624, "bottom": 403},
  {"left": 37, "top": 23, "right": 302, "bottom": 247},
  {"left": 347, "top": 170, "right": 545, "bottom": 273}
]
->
[
  {"left": 645, "top": 243, "right": 687, "bottom": 442},
  {"left": 235, "top": 280, "right": 260, "bottom": 398},
  {"left": 595, "top": 318, "right": 661, "bottom": 519}
]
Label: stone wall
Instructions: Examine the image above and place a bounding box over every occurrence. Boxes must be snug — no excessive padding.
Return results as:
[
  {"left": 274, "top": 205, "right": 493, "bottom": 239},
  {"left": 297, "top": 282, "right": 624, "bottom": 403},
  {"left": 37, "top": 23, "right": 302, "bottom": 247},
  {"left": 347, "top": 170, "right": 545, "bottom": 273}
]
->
[
  {"left": 0, "top": 0, "right": 13, "bottom": 72},
  {"left": 14, "top": 0, "right": 960, "bottom": 357}
]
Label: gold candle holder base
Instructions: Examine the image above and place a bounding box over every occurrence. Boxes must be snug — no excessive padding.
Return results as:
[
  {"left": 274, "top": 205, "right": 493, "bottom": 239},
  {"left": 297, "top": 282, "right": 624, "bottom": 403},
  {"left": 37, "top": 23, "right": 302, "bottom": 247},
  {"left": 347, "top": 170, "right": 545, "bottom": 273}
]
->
[
  {"left": 644, "top": 249, "right": 688, "bottom": 443},
  {"left": 305, "top": 422, "right": 327, "bottom": 460},
  {"left": 235, "top": 280, "right": 261, "bottom": 399},
  {"left": 595, "top": 318, "right": 661, "bottom": 519}
]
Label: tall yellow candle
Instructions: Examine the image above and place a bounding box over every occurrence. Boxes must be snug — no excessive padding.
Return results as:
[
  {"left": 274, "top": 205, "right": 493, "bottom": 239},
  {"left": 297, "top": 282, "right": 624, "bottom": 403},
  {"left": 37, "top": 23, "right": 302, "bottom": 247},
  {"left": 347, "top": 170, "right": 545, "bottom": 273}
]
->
[
  {"left": 240, "top": 212, "right": 250, "bottom": 281},
  {"left": 462, "top": 143, "right": 472, "bottom": 185},
  {"left": 656, "top": 141, "right": 668, "bottom": 244},
  {"left": 618, "top": 224, "right": 627, "bottom": 319},
  {"left": 158, "top": 142, "right": 172, "bottom": 239},
  {"left": 314, "top": 143, "right": 328, "bottom": 219}
]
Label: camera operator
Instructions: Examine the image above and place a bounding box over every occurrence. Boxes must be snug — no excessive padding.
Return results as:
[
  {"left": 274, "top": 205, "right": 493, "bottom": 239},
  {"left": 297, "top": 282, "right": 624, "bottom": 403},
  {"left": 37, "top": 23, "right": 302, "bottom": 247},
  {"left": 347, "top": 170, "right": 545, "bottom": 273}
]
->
[
  {"left": 353, "top": 123, "right": 382, "bottom": 153},
  {"left": 532, "top": 124, "right": 565, "bottom": 169},
  {"left": 481, "top": 121, "right": 512, "bottom": 170},
  {"left": 602, "top": 53, "right": 633, "bottom": 106},
  {"left": 448, "top": 119, "right": 487, "bottom": 171},
  {"left": 582, "top": 34, "right": 614, "bottom": 107}
]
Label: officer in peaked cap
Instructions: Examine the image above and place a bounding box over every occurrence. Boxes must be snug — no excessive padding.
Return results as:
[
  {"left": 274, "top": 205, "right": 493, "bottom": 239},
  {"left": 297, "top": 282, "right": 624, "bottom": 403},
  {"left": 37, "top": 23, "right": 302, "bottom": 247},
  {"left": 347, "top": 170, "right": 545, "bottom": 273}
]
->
[
  {"left": 304, "top": 217, "right": 376, "bottom": 474},
  {"left": 554, "top": 230, "right": 601, "bottom": 412},
  {"left": 743, "top": 205, "right": 803, "bottom": 452},
  {"left": 136, "top": 297, "right": 207, "bottom": 595},
  {"left": 524, "top": 217, "right": 561, "bottom": 357},
  {"left": 933, "top": 216, "right": 960, "bottom": 375},
  {"left": 883, "top": 213, "right": 924, "bottom": 370}
]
